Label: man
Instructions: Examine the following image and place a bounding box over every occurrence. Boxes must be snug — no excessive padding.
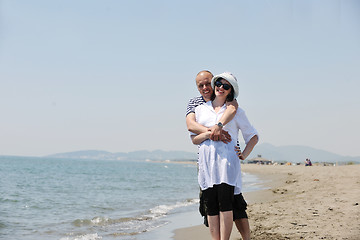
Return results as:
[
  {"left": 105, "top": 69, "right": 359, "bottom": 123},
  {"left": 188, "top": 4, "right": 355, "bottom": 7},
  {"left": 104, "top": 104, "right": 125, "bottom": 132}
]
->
[{"left": 186, "top": 70, "right": 251, "bottom": 240}]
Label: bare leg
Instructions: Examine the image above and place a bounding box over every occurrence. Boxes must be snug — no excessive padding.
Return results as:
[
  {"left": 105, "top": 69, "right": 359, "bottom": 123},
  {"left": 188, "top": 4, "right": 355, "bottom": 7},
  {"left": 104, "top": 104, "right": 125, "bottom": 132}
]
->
[
  {"left": 219, "top": 211, "right": 233, "bottom": 240},
  {"left": 234, "top": 218, "right": 250, "bottom": 240},
  {"left": 208, "top": 215, "right": 220, "bottom": 240}
]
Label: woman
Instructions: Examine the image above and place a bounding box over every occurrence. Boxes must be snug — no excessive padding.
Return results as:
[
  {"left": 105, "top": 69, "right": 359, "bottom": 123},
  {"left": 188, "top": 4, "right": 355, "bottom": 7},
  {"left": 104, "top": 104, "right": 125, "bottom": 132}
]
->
[{"left": 191, "top": 72, "right": 258, "bottom": 240}]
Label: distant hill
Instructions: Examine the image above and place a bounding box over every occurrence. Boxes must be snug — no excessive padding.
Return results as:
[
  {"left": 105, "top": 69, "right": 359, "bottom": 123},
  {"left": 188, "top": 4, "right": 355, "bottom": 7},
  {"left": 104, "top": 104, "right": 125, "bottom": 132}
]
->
[
  {"left": 45, "top": 143, "right": 360, "bottom": 164},
  {"left": 247, "top": 143, "right": 360, "bottom": 164}
]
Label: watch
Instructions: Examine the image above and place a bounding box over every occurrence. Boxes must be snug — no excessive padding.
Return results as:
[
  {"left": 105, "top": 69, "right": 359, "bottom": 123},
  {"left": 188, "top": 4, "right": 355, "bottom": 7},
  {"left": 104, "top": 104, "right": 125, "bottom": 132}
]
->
[{"left": 217, "top": 122, "right": 223, "bottom": 128}]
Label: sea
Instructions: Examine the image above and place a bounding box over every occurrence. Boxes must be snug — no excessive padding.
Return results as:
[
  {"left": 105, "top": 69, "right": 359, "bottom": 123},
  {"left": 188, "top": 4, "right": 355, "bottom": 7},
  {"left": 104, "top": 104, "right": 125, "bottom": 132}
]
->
[{"left": 0, "top": 156, "right": 265, "bottom": 240}]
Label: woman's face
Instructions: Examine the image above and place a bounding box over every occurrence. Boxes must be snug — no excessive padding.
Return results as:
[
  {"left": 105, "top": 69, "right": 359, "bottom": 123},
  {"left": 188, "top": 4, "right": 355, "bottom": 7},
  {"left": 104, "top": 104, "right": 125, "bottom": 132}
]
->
[{"left": 214, "top": 79, "right": 232, "bottom": 98}]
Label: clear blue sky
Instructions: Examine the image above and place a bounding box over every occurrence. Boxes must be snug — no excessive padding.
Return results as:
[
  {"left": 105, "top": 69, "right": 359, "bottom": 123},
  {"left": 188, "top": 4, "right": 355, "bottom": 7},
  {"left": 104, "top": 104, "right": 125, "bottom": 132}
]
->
[{"left": 1, "top": 0, "right": 359, "bottom": 157}]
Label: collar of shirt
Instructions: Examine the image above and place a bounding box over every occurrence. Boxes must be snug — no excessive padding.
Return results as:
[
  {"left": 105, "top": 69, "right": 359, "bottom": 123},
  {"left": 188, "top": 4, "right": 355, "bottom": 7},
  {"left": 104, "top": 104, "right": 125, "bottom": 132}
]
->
[{"left": 204, "top": 101, "right": 227, "bottom": 115}]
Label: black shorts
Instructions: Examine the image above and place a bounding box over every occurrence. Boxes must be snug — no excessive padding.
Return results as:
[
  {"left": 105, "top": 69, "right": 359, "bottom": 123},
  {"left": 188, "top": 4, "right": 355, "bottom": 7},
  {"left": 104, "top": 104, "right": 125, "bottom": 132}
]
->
[
  {"left": 202, "top": 183, "right": 234, "bottom": 216},
  {"left": 233, "top": 193, "right": 248, "bottom": 219},
  {"left": 199, "top": 190, "right": 248, "bottom": 220}
]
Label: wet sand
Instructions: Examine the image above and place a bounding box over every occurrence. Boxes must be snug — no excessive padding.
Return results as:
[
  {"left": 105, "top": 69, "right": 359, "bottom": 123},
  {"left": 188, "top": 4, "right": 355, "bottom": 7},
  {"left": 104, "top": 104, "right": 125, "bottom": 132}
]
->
[{"left": 173, "top": 164, "right": 360, "bottom": 240}]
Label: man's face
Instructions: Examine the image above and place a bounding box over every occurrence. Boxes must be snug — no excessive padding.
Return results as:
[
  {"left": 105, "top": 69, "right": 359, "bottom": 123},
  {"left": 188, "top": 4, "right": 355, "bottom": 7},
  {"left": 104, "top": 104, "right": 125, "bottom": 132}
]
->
[{"left": 196, "top": 72, "right": 213, "bottom": 101}]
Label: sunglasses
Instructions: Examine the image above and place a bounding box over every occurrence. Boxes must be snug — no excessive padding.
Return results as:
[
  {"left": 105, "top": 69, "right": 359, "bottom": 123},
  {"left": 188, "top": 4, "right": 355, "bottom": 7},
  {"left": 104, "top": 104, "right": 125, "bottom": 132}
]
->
[{"left": 214, "top": 80, "right": 232, "bottom": 90}]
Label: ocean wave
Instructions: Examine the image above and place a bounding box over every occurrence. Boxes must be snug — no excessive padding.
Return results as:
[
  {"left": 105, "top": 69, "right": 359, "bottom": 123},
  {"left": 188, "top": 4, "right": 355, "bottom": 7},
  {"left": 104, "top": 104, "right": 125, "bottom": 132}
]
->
[
  {"left": 90, "top": 205, "right": 115, "bottom": 211},
  {"left": 59, "top": 233, "right": 102, "bottom": 240},
  {"left": 72, "top": 215, "right": 155, "bottom": 227},
  {"left": 0, "top": 197, "right": 19, "bottom": 203},
  {"left": 146, "top": 198, "right": 198, "bottom": 219},
  {"left": 70, "top": 198, "right": 199, "bottom": 236},
  {"left": 0, "top": 222, "right": 6, "bottom": 229}
]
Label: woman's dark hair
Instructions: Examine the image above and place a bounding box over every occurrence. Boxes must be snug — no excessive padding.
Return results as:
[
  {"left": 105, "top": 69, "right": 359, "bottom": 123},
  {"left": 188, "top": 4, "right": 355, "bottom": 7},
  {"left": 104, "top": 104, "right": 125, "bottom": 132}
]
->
[{"left": 211, "top": 78, "right": 235, "bottom": 102}]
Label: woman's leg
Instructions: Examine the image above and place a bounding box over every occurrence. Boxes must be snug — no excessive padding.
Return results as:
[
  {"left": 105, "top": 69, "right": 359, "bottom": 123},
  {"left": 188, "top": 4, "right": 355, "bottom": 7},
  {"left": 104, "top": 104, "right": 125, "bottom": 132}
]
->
[
  {"left": 203, "top": 187, "right": 221, "bottom": 240},
  {"left": 219, "top": 210, "right": 233, "bottom": 240},
  {"left": 208, "top": 215, "right": 220, "bottom": 240},
  {"left": 217, "top": 183, "right": 235, "bottom": 240}
]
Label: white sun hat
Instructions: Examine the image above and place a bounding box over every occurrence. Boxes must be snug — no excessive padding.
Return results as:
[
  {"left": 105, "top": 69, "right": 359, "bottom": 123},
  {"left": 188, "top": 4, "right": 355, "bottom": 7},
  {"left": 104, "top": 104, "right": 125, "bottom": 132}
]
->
[{"left": 211, "top": 72, "right": 239, "bottom": 99}]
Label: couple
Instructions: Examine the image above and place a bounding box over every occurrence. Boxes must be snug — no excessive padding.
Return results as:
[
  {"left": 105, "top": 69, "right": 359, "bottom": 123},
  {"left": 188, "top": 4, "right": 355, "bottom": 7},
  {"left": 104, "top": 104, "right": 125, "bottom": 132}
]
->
[{"left": 186, "top": 70, "right": 258, "bottom": 240}]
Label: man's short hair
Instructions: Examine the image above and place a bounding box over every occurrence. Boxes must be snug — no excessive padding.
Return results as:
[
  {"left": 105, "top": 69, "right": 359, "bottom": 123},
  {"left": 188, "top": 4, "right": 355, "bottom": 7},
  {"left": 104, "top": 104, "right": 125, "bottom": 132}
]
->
[{"left": 196, "top": 70, "right": 213, "bottom": 78}]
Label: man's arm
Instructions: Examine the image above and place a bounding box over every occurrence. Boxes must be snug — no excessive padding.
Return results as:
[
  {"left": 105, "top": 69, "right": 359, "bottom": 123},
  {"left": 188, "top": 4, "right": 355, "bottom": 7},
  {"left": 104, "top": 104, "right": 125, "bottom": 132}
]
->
[
  {"left": 187, "top": 112, "right": 232, "bottom": 144},
  {"left": 209, "top": 100, "right": 239, "bottom": 141},
  {"left": 191, "top": 131, "right": 211, "bottom": 145},
  {"left": 186, "top": 112, "right": 209, "bottom": 135}
]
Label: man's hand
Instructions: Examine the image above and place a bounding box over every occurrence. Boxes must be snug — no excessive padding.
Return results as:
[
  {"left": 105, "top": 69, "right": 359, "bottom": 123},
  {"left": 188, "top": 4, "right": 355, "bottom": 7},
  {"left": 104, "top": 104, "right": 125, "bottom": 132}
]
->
[
  {"left": 209, "top": 125, "right": 222, "bottom": 141},
  {"left": 219, "top": 130, "right": 231, "bottom": 143},
  {"left": 209, "top": 125, "right": 232, "bottom": 143}
]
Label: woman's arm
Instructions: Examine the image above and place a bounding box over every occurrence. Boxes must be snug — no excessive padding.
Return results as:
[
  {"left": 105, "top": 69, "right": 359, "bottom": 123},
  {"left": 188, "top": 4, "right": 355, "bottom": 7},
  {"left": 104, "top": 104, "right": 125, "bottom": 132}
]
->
[
  {"left": 209, "top": 100, "right": 238, "bottom": 141},
  {"left": 236, "top": 135, "right": 259, "bottom": 160},
  {"left": 186, "top": 112, "right": 209, "bottom": 135},
  {"left": 220, "top": 99, "right": 238, "bottom": 126},
  {"left": 191, "top": 131, "right": 211, "bottom": 145}
]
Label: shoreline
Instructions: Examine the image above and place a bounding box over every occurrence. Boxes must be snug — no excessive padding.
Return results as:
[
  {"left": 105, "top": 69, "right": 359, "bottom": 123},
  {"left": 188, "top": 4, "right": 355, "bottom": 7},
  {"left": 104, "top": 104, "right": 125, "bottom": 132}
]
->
[
  {"left": 137, "top": 169, "right": 266, "bottom": 240},
  {"left": 173, "top": 164, "right": 360, "bottom": 240}
]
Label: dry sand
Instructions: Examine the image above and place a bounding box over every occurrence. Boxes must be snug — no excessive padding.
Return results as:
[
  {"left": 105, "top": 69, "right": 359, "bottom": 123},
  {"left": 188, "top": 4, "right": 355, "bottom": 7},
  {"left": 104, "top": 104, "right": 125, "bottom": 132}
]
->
[{"left": 173, "top": 164, "right": 360, "bottom": 240}]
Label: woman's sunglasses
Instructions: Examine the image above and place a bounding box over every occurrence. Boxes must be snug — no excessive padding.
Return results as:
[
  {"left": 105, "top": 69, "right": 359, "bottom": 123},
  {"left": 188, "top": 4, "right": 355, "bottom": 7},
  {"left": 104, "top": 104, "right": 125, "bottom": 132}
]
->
[{"left": 214, "top": 80, "right": 231, "bottom": 90}]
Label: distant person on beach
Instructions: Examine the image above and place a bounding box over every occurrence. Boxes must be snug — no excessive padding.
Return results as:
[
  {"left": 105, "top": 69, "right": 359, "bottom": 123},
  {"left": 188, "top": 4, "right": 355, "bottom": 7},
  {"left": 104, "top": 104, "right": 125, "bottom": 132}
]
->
[
  {"left": 186, "top": 71, "right": 258, "bottom": 240},
  {"left": 305, "top": 158, "right": 312, "bottom": 166}
]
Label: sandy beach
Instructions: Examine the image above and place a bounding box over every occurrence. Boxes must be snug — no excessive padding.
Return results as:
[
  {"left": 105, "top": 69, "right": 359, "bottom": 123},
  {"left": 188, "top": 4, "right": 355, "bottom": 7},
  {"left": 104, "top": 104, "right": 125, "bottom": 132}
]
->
[{"left": 173, "top": 164, "right": 360, "bottom": 240}]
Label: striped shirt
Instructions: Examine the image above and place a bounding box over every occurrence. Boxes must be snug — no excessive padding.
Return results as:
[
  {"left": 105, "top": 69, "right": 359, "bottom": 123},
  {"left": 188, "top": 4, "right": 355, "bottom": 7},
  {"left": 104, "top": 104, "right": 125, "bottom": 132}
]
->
[{"left": 186, "top": 96, "right": 206, "bottom": 116}]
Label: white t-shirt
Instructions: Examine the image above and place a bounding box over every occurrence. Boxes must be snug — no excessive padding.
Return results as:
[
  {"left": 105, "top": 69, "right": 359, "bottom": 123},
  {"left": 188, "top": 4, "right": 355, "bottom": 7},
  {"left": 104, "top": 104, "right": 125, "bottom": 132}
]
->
[{"left": 193, "top": 101, "right": 258, "bottom": 194}]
